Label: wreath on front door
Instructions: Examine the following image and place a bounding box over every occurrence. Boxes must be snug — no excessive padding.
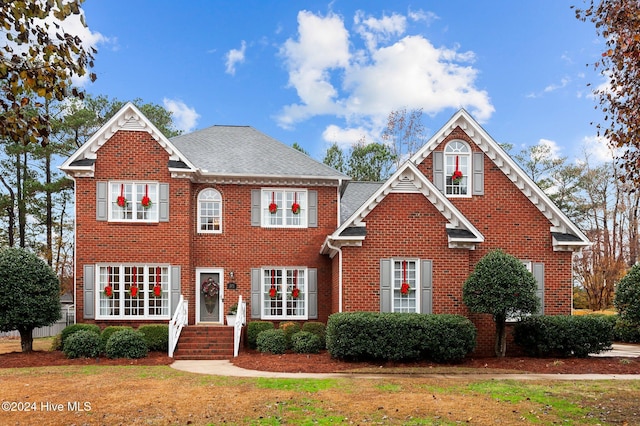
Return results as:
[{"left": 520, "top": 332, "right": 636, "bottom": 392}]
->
[{"left": 201, "top": 277, "right": 219, "bottom": 298}]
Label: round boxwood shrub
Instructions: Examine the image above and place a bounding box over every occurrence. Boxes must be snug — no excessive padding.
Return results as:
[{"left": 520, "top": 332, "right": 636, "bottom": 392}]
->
[
  {"left": 302, "top": 321, "right": 326, "bottom": 348},
  {"left": 291, "top": 331, "right": 323, "bottom": 354},
  {"left": 100, "top": 326, "right": 133, "bottom": 352},
  {"left": 105, "top": 329, "right": 148, "bottom": 359},
  {"left": 247, "top": 321, "right": 275, "bottom": 349},
  {"left": 256, "top": 329, "right": 287, "bottom": 354},
  {"left": 63, "top": 330, "right": 102, "bottom": 359},
  {"left": 60, "top": 324, "right": 100, "bottom": 349},
  {"left": 279, "top": 321, "right": 301, "bottom": 349},
  {"left": 137, "top": 324, "right": 169, "bottom": 352}
]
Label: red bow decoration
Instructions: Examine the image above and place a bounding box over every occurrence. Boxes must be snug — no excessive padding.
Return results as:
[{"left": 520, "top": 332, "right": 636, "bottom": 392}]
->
[
  {"left": 130, "top": 269, "right": 138, "bottom": 297},
  {"left": 401, "top": 261, "right": 410, "bottom": 295},
  {"left": 117, "top": 184, "right": 126, "bottom": 207},
  {"left": 269, "top": 269, "right": 277, "bottom": 297},
  {"left": 452, "top": 156, "right": 463, "bottom": 183},
  {"left": 105, "top": 266, "right": 113, "bottom": 297},
  {"left": 154, "top": 267, "right": 161, "bottom": 297},
  {"left": 292, "top": 270, "right": 300, "bottom": 298},
  {"left": 291, "top": 193, "right": 300, "bottom": 214},
  {"left": 269, "top": 192, "right": 278, "bottom": 214},
  {"left": 141, "top": 184, "right": 151, "bottom": 208}
]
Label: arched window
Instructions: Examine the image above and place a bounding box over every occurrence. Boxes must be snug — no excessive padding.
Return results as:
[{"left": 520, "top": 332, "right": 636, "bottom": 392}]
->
[
  {"left": 198, "top": 189, "right": 222, "bottom": 233},
  {"left": 444, "top": 140, "right": 471, "bottom": 196}
]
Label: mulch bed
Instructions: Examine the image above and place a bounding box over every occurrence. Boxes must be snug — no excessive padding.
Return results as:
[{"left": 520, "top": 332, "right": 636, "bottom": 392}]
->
[{"left": 1, "top": 348, "right": 639, "bottom": 375}]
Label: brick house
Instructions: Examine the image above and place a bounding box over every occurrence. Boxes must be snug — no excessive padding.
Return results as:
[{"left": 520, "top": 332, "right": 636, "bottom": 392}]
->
[{"left": 61, "top": 104, "right": 589, "bottom": 356}]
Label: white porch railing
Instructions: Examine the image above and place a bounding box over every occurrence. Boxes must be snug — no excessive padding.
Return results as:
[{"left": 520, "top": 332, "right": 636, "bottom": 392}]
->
[
  {"left": 168, "top": 295, "right": 188, "bottom": 358},
  {"left": 234, "top": 295, "right": 246, "bottom": 357}
]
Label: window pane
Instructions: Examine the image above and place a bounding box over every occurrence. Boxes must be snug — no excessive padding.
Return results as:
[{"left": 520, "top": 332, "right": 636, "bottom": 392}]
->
[
  {"left": 97, "top": 264, "right": 170, "bottom": 318},
  {"left": 393, "top": 260, "right": 417, "bottom": 313}
]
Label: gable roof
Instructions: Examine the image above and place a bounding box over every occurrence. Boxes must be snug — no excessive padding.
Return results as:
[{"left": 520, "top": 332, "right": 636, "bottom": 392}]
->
[
  {"left": 170, "top": 125, "right": 348, "bottom": 183},
  {"left": 410, "top": 109, "right": 590, "bottom": 251},
  {"left": 61, "top": 103, "right": 348, "bottom": 185},
  {"left": 60, "top": 102, "right": 196, "bottom": 177},
  {"left": 322, "top": 161, "right": 485, "bottom": 256}
]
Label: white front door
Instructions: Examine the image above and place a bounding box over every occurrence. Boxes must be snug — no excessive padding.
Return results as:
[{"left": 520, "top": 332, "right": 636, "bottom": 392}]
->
[{"left": 196, "top": 269, "right": 224, "bottom": 323}]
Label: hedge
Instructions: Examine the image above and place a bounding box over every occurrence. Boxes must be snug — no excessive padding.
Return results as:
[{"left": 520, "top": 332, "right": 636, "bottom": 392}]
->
[
  {"left": 513, "top": 315, "right": 613, "bottom": 357},
  {"left": 138, "top": 324, "right": 169, "bottom": 352},
  {"left": 326, "top": 312, "right": 476, "bottom": 363}
]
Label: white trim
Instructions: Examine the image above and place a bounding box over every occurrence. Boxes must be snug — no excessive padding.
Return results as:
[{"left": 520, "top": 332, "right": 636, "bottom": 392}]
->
[
  {"left": 95, "top": 263, "right": 171, "bottom": 320},
  {"left": 325, "top": 162, "right": 484, "bottom": 251},
  {"left": 410, "top": 109, "right": 590, "bottom": 248},
  {"left": 260, "top": 188, "right": 308, "bottom": 228},
  {"left": 108, "top": 181, "right": 159, "bottom": 223},
  {"left": 195, "top": 268, "right": 225, "bottom": 324},
  {"left": 60, "top": 102, "right": 196, "bottom": 176},
  {"left": 391, "top": 259, "right": 421, "bottom": 313},
  {"left": 197, "top": 188, "right": 223, "bottom": 234},
  {"left": 261, "top": 267, "right": 309, "bottom": 321}
]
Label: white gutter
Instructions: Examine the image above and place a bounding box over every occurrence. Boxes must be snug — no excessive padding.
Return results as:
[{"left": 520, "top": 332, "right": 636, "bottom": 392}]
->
[{"left": 324, "top": 239, "right": 343, "bottom": 313}]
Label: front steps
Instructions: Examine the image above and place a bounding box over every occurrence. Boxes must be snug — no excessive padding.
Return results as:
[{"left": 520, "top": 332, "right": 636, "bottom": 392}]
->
[{"left": 172, "top": 325, "right": 234, "bottom": 360}]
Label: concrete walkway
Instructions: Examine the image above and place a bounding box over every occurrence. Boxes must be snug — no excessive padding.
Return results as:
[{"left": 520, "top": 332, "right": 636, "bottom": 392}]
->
[{"left": 170, "top": 343, "right": 640, "bottom": 380}]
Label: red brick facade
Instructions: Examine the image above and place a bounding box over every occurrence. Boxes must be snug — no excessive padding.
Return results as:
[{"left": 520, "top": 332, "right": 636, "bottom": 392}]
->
[{"left": 64, "top": 105, "right": 588, "bottom": 357}]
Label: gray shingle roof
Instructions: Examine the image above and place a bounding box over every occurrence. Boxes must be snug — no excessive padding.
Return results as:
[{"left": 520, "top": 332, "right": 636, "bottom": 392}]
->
[
  {"left": 170, "top": 125, "right": 348, "bottom": 180},
  {"left": 340, "top": 181, "right": 383, "bottom": 224}
]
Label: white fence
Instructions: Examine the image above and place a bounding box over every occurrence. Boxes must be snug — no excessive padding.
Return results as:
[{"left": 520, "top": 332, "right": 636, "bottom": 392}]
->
[{"left": 0, "top": 305, "right": 75, "bottom": 339}]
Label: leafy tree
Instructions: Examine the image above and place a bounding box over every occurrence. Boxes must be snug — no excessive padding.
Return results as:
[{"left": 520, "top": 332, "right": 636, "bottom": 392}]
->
[
  {"left": 462, "top": 249, "right": 540, "bottom": 357},
  {"left": 514, "top": 144, "right": 566, "bottom": 194},
  {"left": 615, "top": 263, "right": 640, "bottom": 324},
  {"left": 574, "top": 1, "right": 640, "bottom": 185},
  {"left": 323, "top": 143, "right": 346, "bottom": 174},
  {"left": 348, "top": 139, "right": 396, "bottom": 181},
  {"left": 0, "top": 0, "right": 96, "bottom": 145},
  {"left": 0, "top": 248, "right": 60, "bottom": 352},
  {"left": 291, "top": 142, "right": 309, "bottom": 155}
]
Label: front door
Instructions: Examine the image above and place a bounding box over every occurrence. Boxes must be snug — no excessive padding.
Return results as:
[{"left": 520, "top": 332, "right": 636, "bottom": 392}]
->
[{"left": 197, "top": 270, "right": 223, "bottom": 323}]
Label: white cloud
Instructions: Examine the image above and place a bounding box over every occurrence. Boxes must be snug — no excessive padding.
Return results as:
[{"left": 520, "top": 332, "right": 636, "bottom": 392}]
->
[
  {"left": 354, "top": 10, "right": 406, "bottom": 52},
  {"left": 225, "top": 40, "right": 247, "bottom": 75},
  {"left": 276, "top": 10, "right": 494, "bottom": 142},
  {"left": 408, "top": 9, "right": 439, "bottom": 25},
  {"left": 163, "top": 99, "right": 200, "bottom": 133},
  {"left": 544, "top": 77, "right": 570, "bottom": 93},
  {"left": 322, "top": 124, "right": 373, "bottom": 148},
  {"left": 538, "top": 138, "right": 562, "bottom": 159},
  {"left": 581, "top": 134, "right": 614, "bottom": 163}
]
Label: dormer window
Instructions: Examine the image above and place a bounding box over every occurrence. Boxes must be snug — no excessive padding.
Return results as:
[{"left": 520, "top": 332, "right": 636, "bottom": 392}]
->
[{"left": 444, "top": 141, "right": 471, "bottom": 197}]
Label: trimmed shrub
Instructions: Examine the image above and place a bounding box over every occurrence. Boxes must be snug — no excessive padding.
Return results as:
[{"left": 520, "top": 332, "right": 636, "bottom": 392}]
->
[
  {"left": 100, "top": 326, "right": 133, "bottom": 352},
  {"left": 138, "top": 324, "right": 169, "bottom": 352},
  {"left": 105, "top": 329, "right": 148, "bottom": 359},
  {"left": 256, "top": 329, "right": 287, "bottom": 354},
  {"left": 247, "top": 321, "right": 274, "bottom": 349},
  {"left": 50, "top": 333, "right": 62, "bottom": 351},
  {"left": 302, "top": 321, "right": 326, "bottom": 348},
  {"left": 291, "top": 331, "right": 323, "bottom": 354},
  {"left": 60, "top": 324, "right": 100, "bottom": 349},
  {"left": 615, "top": 263, "right": 640, "bottom": 324},
  {"left": 63, "top": 330, "right": 101, "bottom": 359},
  {"left": 279, "top": 321, "right": 301, "bottom": 349},
  {"left": 614, "top": 318, "right": 640, "bottom": 343},
  {"left": 326, "top": 312, "right": 476, "bottom": 363},
  {"left": 513, "top": 315, "right": 613, "bottom": 357}
]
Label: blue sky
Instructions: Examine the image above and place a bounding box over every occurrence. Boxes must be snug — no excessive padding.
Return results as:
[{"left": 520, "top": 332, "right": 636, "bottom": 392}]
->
[{"left": 72, "top": 0, "right": 607, "bottom": 163}]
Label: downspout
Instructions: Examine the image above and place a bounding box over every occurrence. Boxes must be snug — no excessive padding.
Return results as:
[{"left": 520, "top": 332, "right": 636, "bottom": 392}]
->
[
  {"left": 325, "top": 238, "right": 343, "bottom": 312},
  {"left": 69, "top": 175, "right": 78, "bottom": 324}
]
